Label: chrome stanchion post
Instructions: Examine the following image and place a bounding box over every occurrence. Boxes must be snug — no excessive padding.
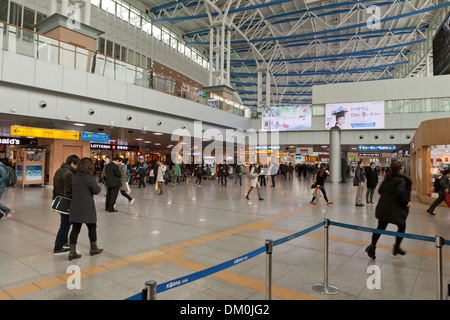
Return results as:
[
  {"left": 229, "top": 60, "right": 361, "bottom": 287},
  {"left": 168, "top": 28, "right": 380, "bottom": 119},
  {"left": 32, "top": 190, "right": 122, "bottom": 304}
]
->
[
  {"left": 313, "top": 218, "right": 339, "bottom": 295},
  {"left": 145, "top": 280, "right": 157, "bottom": 300},
  {"left": 265, "top": 239, "right": 273, "bottom": 300},
  {"left": 435, "top": 235, "right": 444, "bottom": 300}
]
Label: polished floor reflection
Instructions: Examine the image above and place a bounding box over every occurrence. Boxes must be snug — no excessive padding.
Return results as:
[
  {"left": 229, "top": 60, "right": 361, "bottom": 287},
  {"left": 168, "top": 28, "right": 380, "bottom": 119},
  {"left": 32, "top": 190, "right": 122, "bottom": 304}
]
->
[{"left": 0, "top": 174, "right": 448, "bottom": 300}]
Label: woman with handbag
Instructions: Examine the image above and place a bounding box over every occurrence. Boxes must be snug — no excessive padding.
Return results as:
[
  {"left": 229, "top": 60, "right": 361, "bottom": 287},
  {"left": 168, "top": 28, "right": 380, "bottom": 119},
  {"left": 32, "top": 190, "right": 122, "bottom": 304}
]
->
[
  {"left": 245, "top": 163, "right": 264, "bottom": 201},
  {"left": 156, "top": 161, "right": 167, "bottom": 195},
  {"left": 310, "top": 165, "right": 333, "bottom": 206},
  {"left": 68, "top": 157, "right": 102, "bottom": 261},
  {"left": 365, "top": 161, "right": 412, "bottom": 260}
]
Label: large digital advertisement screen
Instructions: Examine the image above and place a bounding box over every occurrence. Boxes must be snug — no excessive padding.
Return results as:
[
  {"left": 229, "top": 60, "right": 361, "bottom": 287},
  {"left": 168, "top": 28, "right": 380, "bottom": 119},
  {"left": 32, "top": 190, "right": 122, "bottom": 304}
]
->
[
  {"left": 325, "top": 101, "right": 385, "bottom": 130},
  {"left": 262, "top": 105, "right": 312, "bottom": 131}
]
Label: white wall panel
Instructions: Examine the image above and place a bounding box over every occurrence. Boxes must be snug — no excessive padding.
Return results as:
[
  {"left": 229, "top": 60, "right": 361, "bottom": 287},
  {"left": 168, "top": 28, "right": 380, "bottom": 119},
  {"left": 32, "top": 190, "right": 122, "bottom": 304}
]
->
[
  {"left": 157, "top": 91, "right": 172, "bottom": 113},
  {"left": 107, "top": 78, "right": 127, "bottom": 105},
  {"left": 28, "top": 91, "right": 57, "bottom": 119},
  {"left": 313, "top": 74, "right": 450, "bottom": 104},
  {"left": 101, "top": 104, "right": 121, "bottom": 127},
  {"left": 62, "top": 67, "right": 88, "bottom": 96},
  {"left": 0, "top": 84, "right": 29, "bottom": 115},
  {"left": 80, "top": 99, "right": 103, "bottom": 125},
  {"left": 0, "top": 50, "right": 3, "bottom": 81},
  {"left": 35, "top": 60, "right": 63, "bottom": 92},
  {"left": 399, "top": 114, "right": 419, "bottom": 129},
  {"left": 87, "top": 73, "right": 108, "bottom": 101},
  {"left": 56, "top": 95, "right": 81, "bottom": 122},
  {"left": 2, "top": 51, "right": 35, "bottom": 86},
  {"left": 142, "top": 88, "right": 159, "bottom": 112},
  {"left": 120, "top": 107, "right": 138, "bottom": 128},
  {"left": 126, "top": 83, "right": 144, "bottom": 107}
]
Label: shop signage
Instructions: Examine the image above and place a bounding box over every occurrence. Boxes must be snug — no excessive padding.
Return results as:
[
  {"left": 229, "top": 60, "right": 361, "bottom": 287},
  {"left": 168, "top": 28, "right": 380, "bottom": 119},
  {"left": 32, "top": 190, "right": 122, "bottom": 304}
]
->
[
  {"left": 297, "top": 147, "right": 312, "bottom": 154},
  {"left": 0, "top": 136, "right": 38, "bottom": 146},
  {"left": 252, "top": 145, "right": 282, "bottom": 151},
  {"left": 90, "top": 143, "right": 138, "bottom": 151},
  {"left": 358, "top": 153, "right": 382, "bottom": 157},
  {"left": 81, "top": 132, "right": 110, "bottom": 143},
  {"left": 11, "top": 126, "right": 80, "bottom": 140},
  {"left": 305, "top": 156, "right": 318, "bottom": 162},
  {"left": 357, "top": 145, "right": 397, "bottom": 152}
]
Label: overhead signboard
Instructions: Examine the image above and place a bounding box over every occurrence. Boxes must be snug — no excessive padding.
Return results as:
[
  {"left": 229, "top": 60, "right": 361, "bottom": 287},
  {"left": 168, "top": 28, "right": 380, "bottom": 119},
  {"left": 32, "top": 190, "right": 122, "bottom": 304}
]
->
[
  {"left": 262, "top": 105, "right": 312, "bottom": 131},
  {"left": 251, "top": 145, "right": 282, "bottom": 151},
  {"left": 11, "top": 126, "right": 80, "bottom": 140},
  {"left": 358, "top": 145, "right": 397, "bottom": 152},
  {"left": 81, "top": 132, "right": 110, "bottom": 143},
  {"left": 358, "top": 153, "right": 383, "bottom": 157},
  {"left": 325, "top": 101, "right": 385, "bottom": 130}
]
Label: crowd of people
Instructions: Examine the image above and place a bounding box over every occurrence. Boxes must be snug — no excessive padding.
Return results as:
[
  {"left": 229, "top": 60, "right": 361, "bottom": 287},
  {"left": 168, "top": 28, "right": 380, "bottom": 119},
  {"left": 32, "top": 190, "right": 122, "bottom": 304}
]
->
[{"left": 0, "top": 155, "right": 448, "bottom": 263}]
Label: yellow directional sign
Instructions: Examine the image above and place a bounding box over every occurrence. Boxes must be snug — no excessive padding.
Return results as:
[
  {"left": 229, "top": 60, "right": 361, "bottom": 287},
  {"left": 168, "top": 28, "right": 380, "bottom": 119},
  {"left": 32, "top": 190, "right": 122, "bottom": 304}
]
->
[{"left": 11, "top": 126, "right": 80, "bottom": 140}]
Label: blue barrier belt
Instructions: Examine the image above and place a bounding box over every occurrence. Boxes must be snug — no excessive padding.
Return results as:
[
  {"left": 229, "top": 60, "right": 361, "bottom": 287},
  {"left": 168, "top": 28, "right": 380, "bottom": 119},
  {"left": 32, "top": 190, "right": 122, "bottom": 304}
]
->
[
  {"left": 330, "top": 221, "right": 438, "bottom": 243},
  {"left": 156, "top": 246, "right": 266, "bottom": 294},
  {"left": 273, "top": 221, "right": 325, "bottom": 247}
]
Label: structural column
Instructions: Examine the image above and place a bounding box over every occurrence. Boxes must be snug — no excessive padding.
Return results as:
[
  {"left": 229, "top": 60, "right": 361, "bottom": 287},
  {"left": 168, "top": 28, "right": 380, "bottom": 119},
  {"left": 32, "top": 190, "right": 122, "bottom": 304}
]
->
[{"left": 329, "top": 128, "right": 342, "bottom": 183}]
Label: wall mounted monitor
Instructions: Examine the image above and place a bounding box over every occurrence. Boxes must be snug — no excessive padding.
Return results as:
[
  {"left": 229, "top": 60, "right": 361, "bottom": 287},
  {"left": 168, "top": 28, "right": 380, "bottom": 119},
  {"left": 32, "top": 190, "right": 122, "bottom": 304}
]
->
[
  {"left": 433, "top": 10, "right": 450, "bottom": 75},
  {"left": 325, "top": 101, "right": 385, "bottom": 130},
  {"left": 262, "top": 105, "right": 312, "bottom": 131}
]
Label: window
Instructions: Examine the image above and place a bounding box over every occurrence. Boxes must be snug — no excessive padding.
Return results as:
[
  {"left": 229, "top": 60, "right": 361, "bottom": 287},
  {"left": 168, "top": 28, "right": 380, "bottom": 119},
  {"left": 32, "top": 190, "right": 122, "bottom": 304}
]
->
[
  {"left": 106, "top": 39, "right": 113, "bottom": 56},
  {"left": 114, "top": 43, "right": 121, "bottom": 59},
  {"left": 121, "top": 46, "right": 128, "bottom": 61},
  {"left": 101, "top": 0, "right": 116, "bottom": 15},
  {"left": 97, "top": 37, "right": 105, "bottom": 54},
  {"left": 152, "top": 25, "right": 161, "bottom": 40},
  {"left": 117, "top": 3, "right": 129, "bottom": 22},
  {"left": 23, "top": 7, "right": 35, "bottom": 31},
  {"left": 0, "top": 0, "right": 8, "bottom": 22},
  {"left": 129, "top": 8, "right": 141, "bottom": 27},
  {"left": 9, "top": 2, "right": 22, "bottom": 26},
  {"left": 142, "top": 20, "right": 152, "bottom": 34},
  {"left": 162, "top": 31, "right": 170, "bottom": 45},
  {"left": 91, "top": 0, "right": 101, "bottom": 7}
]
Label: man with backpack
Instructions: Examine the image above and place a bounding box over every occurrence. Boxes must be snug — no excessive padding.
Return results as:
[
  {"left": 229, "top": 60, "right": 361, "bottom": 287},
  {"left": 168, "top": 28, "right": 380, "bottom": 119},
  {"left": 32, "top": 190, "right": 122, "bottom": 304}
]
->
[
  {"left": 0, "top": 160, "right": 15, "bottom": 220},
  {"left": 220, "top": 162, "right": 230, "bottom": 187},
  {"left": 234, "top": 163, "right": 243, "bottom": 187},
  {"left": 427, "top": 169, "right": 450, "bottom": 216}
]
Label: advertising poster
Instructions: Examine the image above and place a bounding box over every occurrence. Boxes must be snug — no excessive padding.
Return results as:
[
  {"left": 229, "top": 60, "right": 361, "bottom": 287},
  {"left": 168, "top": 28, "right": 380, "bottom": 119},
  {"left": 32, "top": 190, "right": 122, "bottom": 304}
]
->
[
  {"left": 26, "top": 165, "right": 43, "bottom": 181},
  {"left": 262, "top": 105, "right": 312, "bottom": 131},
  {"left": 16, "top": 165, "right": 23, "bottom": 181},
  {"left": 325, "top": 101, "right": 385, "bottom": 130}
]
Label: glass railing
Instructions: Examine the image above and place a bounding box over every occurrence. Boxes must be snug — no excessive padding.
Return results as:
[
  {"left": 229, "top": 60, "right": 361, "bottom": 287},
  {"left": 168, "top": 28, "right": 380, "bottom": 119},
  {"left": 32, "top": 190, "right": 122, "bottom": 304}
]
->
[{"left": 0, "top": 21, "right": 259, "bottom": 119}]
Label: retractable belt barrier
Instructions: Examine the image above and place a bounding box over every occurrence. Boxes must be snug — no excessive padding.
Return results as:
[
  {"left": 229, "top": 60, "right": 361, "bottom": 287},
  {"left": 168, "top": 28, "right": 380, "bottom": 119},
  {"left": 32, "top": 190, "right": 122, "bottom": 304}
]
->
[{"left": 125, "top": 219, "right": 448, "bottom": 300}]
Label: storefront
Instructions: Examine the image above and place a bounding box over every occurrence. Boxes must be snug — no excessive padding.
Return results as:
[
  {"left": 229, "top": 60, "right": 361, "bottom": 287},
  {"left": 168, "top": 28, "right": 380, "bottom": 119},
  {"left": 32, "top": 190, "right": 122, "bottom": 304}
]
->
[
  {"left": 90, "top": 143, "right": 141, "bottom": 164},
  {"left": 410, "top": 118, "right": 450, "bottom": 205},
  {"left": 0, "top": 136, "right": 38, "bottom": 164}
]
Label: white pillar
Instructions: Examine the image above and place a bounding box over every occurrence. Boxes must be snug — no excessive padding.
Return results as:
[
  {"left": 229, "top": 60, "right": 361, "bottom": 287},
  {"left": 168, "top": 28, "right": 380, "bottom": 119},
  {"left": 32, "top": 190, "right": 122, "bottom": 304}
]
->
[
  {"left": 50, "top": 0, "right": 58, "bottom": 15},
  {"left": 257, "top": 70, "right": 263, "bottom": 109},
  {"left": 330, "top": 128, "right": 342, "bottom": 183},
  {"left": 209, "top": 28, "right": 214, "bottom": 86},
  {"left": 61, "top": 0, "right": 69, "bottom": 16},
  {"left": 220, "top": 24, "right": 225, "bottom": 85},
  {"left": 215, "top": 29, "right": 220, "bottom": 86},
  {"left": 226, "top": 27, "right": 231, "bottom": 86},
  {"left": 84, "top": 0, "right": 91, "bottom": 25},
  {"left": 265, "top": 69, "right": 271, "bottom": 107}
]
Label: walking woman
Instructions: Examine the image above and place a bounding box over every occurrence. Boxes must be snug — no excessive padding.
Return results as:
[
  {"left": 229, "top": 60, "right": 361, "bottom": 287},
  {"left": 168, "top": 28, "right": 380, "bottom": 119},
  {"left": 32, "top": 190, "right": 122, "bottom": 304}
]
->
[
  {"left": 310, "top": 164, "right": 333, "bottom": 206},
  {"left": 68, "top": 157, "right": 103, "bottom": 261},
  {"left": 156, "top": 161, "right": 167, "bottom": 195},
  {"left": 365, "top": 161, "right": 412, "bottom": 260},
  {"left": 365, "top": 162, "right": 379, "bottom": 204},
  {"left": 245, "top": 163, "right": 264, "bottom": 200}
]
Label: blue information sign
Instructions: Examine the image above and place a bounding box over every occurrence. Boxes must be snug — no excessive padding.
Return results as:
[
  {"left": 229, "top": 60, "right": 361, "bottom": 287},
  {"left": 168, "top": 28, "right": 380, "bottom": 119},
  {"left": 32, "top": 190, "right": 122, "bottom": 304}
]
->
[
  {"left": 81, "top": 132, "right": 110, "bottom": 143},
  {"left": 357, "top": 145, "right": 397, "bottom": 152}
]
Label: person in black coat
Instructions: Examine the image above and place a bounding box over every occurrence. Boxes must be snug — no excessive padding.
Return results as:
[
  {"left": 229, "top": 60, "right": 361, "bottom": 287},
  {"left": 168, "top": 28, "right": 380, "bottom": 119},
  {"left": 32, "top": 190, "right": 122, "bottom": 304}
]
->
[
  {"left": 104, "top": 156, "right": 122, "bottom": 212},
  {"left": 365, "top": 162, "right": 379, "bottom": 204},
  {"left": 68, "top": 158, "right": 102, "bottom": 261},
  {"left": 310, "top": 164, "right": 333, "bottom": 206},
  {"left": 366, "top": 161, "right": 412, "bottom": 260}
]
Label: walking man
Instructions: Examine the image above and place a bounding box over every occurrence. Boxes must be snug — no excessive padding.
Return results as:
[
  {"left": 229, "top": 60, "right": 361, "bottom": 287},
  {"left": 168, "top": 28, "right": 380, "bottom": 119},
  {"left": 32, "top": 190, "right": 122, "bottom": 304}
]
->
[{"left": 105, "top": 156, "right": 122, "bottom": 212}]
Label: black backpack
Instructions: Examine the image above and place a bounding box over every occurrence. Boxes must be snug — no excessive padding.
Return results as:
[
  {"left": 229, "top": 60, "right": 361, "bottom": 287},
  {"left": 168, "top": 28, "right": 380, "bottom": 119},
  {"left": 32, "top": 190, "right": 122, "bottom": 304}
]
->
[
  {"left": 235, "top": 165, "right": 242, "bottom": 174},
  {"left": 2, "top": 164, "right": 17, "bottom": 188},
  {"left": 434, "top": 178, "right": 442, "bottom": 192}
]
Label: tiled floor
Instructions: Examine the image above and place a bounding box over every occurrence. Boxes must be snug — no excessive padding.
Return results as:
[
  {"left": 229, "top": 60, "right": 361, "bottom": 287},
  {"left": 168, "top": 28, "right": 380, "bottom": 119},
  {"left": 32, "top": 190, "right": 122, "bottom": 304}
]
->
[{"left": 0, "top": 174, "right": 448, "bottom": 300}]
